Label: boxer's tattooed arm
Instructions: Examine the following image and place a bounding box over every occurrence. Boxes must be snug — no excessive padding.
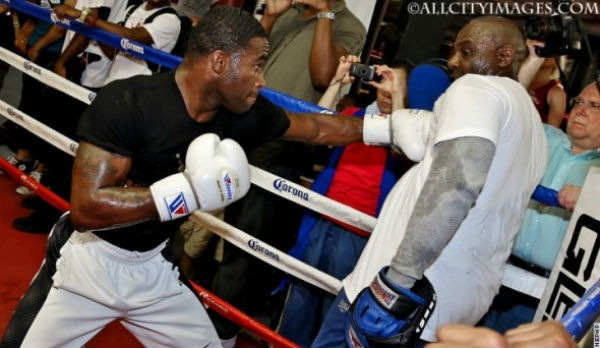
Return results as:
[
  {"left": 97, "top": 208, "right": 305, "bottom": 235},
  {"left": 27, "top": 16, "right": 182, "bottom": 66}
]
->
[
  {"left": 386, "top": 136, "right": 495, "bottom": 288},
  {"left": 70, "top": 141, "right": 157, "bottom": 231}
]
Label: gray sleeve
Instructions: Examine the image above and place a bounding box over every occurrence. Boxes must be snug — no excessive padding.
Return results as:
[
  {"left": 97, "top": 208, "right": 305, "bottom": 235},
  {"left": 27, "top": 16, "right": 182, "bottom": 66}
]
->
[{"left": 386, "top": 136, "right": 496, "bottom": 288}]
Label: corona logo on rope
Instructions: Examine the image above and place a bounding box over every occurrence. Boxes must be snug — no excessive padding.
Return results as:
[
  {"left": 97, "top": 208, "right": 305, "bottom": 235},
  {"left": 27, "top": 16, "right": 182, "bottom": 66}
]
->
[
  {"left": 120, "top": 39, "right": 145, "bottom": 54},
  {"left": 49, "top": 13, "right": 70, "bottom": 25},
  {"left": 6, "top": 107, "right": 23, "bottom": 121},
  {"left": 23, "top": 61, "right": 41, "bottom": 75},
  {"left": 248, "top": 239, "right": 280, "bottom": 261},
  {"left": 273, "top": 178, "right": 309, "bottom": 201},
  {"left": 69, "top": 143, "right": 79, "bottom": 155}
]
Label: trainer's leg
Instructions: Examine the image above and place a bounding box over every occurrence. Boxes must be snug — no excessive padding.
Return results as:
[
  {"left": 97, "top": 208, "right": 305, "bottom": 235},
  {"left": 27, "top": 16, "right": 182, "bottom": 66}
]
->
[
  {"left": 122, "top": 256, "right": 222, "bottom": 348},
  {"left": 311, "top": 289, "right": 351, "bottom": 348},
  {"left": 21, "top": 287, "right": 118, "bottom": 348}
]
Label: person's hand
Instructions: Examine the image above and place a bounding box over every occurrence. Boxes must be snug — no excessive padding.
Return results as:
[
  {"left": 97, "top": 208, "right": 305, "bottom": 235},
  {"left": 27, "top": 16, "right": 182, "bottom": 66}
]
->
[
  {"left": 426, "top": 324, "right": 509, "bottom": 348},
  {"left": 293, "top": 0, "right": 331, "bottom": 12},
  {"left": 53, "top": 4, "right": 82, "bottom": 20},
  {"left": 526, "top": 39, "right": 545, "bottom": 59},
  {"left": 27, "top": 45, "right": 41, "bottom": 62},
  {"left": 330, "top": 55, "right": 360, "bottom": 86},
  {"left": 558, "top": 184, "right": 581, "bottom": 212},
  {"left": 14, "top": 34, "right": 28, "bottom": 55},
  {"left": 368, "top": 65, "right": 406, "bottom": 99},
  {"left": 505, "top": 321, "right": 576, "bottom": 348},
  {"left": 264, "top": 0, "right": 293, "bottom": 17},
  {"left": 54, "top": 60, "right": 67, "bottom": 78}
]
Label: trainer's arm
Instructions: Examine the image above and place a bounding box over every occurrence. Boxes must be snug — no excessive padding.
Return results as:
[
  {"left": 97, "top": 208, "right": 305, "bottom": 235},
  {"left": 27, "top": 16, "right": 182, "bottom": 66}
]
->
[
  {"left": 281, "top": 111, "right": 362, "bottom": 146},
  {"left": 70, "top": 141, "right": 157, "bottom": 231},
  {"left": 386, "top": 137, "right": 495, "bottom": 287}
]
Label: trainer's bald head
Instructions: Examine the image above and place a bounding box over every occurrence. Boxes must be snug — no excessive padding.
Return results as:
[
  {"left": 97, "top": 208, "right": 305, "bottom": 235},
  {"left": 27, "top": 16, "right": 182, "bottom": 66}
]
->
[{"left": 449, "top": 16, "right": 526, "bottom": 79}]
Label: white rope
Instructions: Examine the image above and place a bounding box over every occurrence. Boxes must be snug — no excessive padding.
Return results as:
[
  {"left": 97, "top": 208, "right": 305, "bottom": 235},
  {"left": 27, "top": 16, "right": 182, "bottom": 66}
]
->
[
  {"left": 250, "top": 166, "right": 377, "bottom": 232},
  {"left": 0, "top": 46, "right": 95, "bottom": 105},
  {"left": 190, "top": 211, "right": 342, "bottom": 295},
  {"left": 0, "top": 99, "right": 78, "bottom": 157}
]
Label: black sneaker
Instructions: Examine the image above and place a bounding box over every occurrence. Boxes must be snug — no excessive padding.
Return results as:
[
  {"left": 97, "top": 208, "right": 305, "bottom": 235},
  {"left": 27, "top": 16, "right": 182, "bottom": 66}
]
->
[
  {"left": 12, "top": 210, "right": 59, "bottom": 234},
  {"left": 21, "top": 196, "right": 49, "bottom": 211}
]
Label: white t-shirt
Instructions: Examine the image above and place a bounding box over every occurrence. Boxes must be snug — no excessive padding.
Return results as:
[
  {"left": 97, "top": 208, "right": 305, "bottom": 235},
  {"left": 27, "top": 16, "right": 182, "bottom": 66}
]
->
[
  {"left": 61, "top": 0, "right": 128, "bottom": 88},
  {"left": 104, "top": 2, "right": 180, "bottom": 84},
  {"left": 342, "top": 74, "right": 548, "bottom": 341}
]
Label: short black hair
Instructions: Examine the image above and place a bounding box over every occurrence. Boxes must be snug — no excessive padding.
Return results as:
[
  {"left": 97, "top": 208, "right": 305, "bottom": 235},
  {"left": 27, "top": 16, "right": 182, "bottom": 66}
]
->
[
  {"left": 185, "top": 6, "right": 267, "bottom": 58},
  {"left": 387, "top": 58, "right": 415, "bottom": 75}
]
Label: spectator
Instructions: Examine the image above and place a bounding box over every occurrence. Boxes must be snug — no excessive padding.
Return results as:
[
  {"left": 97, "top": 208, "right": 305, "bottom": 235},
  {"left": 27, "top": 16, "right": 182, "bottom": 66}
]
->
[
  {"left": 312, "top": 16, "right": 547, "bottom": 347},
  {"left": 51, "top": 0, "right": 182, "bottom": 83},
  {"left": 261, "top": 0, "right": 366, "bottom": 103},
  {"left": 12, "top": 0, "right": 133, "bottom": 234},
  {"left": 8, "top": 0, "right": 70, "bottom": 232},
  {"left": 482, "top": 81, "right": 600, "bottom": 332},
  {"left": 518, "top": 40, "right": 567, "bottom": 128}
]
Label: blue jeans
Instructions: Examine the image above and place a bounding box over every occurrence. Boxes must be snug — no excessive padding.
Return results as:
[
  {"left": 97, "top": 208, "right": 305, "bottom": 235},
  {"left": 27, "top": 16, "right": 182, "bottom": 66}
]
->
[
  {"left": 311, "top": 289, "right": 350, "bottom": 348},
  {"left": 277, "top": 220, "right": 366, "bottom": 347}
]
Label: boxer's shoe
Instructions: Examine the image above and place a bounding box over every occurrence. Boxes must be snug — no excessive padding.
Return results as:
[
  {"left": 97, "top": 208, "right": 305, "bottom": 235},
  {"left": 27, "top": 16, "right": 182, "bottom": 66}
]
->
[{"left": 13, "top": 210, "right": 59, "bottom": 234}]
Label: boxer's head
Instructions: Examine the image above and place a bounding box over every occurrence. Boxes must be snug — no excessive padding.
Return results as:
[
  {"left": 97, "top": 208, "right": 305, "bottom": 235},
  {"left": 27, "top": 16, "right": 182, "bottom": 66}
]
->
[
  {"left": 448, "top": 16, "right": 526, "bottom": 80},
  {"left": 567, "top": 82, "right": 600, "bottom": 154},
  {"left": 183, "top": 6, "right": 269, "bottom": 113}
]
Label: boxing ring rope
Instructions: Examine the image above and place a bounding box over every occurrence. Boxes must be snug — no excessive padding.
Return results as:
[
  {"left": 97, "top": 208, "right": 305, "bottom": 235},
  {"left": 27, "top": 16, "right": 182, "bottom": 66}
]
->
[
  {"left": 0, "top": 160, "right": 300, "bottom": 348},
  {"left": 1, "top": 0, "right": 592, "bottom": 340}
]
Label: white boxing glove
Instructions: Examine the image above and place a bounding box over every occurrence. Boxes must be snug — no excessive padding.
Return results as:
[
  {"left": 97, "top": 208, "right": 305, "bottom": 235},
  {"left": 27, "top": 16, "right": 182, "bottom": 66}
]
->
[
  {"left": 363, "top": 109, "right": 432, "bottom": 162},
  {"left": 150, "top": 134, "right": 251, "bottom": 221}
]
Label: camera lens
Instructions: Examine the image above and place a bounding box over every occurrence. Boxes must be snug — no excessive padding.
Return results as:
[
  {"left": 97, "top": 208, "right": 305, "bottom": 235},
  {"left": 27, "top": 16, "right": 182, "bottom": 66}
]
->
[{"left": 524, "top": 16, "right": 546, "bottom": 40}]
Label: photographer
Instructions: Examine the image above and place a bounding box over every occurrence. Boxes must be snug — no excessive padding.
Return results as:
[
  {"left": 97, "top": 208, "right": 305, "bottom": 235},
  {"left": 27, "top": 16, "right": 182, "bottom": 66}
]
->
[{"left": 519, "top": 40, "right": 567, "bottom": 128}]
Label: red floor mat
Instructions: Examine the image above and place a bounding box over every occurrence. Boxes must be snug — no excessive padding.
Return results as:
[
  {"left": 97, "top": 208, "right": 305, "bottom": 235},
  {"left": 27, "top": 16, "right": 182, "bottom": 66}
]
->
[{"left": 0, "top": 174, "right": 142, "bottom": 347}]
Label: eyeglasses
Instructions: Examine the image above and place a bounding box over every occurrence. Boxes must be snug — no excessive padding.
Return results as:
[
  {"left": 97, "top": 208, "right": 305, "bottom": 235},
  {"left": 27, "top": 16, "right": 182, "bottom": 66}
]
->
[{"left": 570, "top": 97, "right": 600, "bottom": 113}]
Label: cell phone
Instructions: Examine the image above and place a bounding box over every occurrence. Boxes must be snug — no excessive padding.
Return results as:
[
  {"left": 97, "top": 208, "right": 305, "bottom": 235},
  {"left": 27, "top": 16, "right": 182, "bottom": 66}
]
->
[{"left": 349, "top": 63, "right": 376, "bottom": 82}]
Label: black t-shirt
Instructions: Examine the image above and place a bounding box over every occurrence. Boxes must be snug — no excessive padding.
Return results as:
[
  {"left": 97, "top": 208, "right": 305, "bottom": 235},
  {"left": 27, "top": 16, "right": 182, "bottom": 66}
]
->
[{"left": 76, "top": 70, "right": 290, "bottom": 251}]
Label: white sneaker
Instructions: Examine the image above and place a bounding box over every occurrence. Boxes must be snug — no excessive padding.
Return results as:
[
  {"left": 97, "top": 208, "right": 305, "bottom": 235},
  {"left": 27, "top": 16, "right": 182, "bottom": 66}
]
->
[
  {"left": 220, "top": 335, "right": 237, "bottom": 348},
  {"left": 16, "top": 171, "right": 44, "bottom": 195}
]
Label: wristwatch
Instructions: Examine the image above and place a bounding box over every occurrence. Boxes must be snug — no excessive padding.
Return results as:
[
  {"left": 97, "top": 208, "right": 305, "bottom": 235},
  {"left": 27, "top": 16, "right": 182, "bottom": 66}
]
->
[
  {"left": 78, "top": 7, "right": 90, "bottom": 22},
  {"left": 316, "top": 11, "right": 335, "bottom": 21}
]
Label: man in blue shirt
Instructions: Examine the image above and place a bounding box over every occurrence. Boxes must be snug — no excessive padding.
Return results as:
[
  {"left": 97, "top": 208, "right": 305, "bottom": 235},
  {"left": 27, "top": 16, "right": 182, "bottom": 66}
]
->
[{"left": 483, "top": 81, "right": 600, "bottom": 332}]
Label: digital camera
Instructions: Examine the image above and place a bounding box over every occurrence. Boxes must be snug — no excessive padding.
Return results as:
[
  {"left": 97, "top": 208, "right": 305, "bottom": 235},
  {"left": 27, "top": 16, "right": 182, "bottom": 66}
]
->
[
  {"left": 524, "top": 13, "right": 581, "bottom": 57},
  {"left": 349, "top": 63, "right": 376, "bottom": 81}
]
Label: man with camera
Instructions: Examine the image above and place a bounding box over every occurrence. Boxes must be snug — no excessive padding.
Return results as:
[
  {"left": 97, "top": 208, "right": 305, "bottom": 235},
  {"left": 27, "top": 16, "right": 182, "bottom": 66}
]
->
[{"left": 311, "top": 16, "right": 548, "bottom": 348}]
